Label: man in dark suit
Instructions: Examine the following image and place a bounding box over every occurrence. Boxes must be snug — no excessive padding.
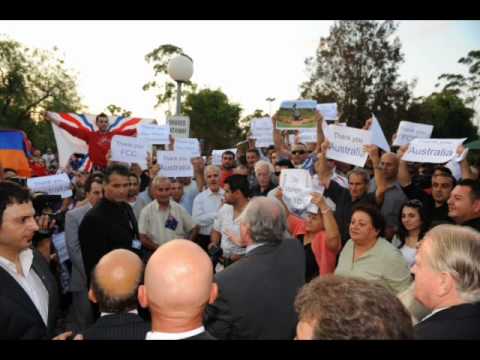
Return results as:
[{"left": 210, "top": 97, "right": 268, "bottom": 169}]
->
[
  {"left": 65, "top": 176, "right": 103, "bottom": 332},
  {"left": 412, "top": 224, "right": 480, "bottom": 340},
  {"left": 0, "top": 181, "right": 60, "bottom": 339},
  {"left": 204, "top": 196, "right": 306, "bottom": 339},
  {"left": 79, "top": 163, "right": 143, "bottom": 289},
  {"left": 80, "top": 249, "right": 149, "bottom": 340},
  {"left": 138, "top": 239, "right": 217, "bottom": 340}
]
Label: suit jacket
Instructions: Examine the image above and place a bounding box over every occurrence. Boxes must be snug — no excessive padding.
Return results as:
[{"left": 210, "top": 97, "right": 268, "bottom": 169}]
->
[
  {"left": 414, "top": 302, "right": 480, "bottom": 340},
  {"left": 65, "top": 203, "right": 92, "bottom": 292},
  {"left": 79, "top": 198, "right": 142, "bottom": 287},
  {"left": 0, "top": 249, "right": 60, "bottom": 339},
  {"left": 82, "top": 313, "right": 150, "bottom": 340},
  {"left": 204, "top": 237, "right": 305, "bottom": 340},
  {"left": 182, "top": 331, "right": 216, "bottom": 340}
]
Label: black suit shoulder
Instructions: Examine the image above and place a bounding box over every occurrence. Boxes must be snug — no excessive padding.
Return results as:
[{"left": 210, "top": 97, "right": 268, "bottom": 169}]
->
[
  {"left": 82, "top": 313, "right": 150, "bottom": 340},
  {"left": 182, "top": 331, "right": 217, "bottom": 340},
  {"left": 414, "top": 302, "right": 480, "bottom": 340}
]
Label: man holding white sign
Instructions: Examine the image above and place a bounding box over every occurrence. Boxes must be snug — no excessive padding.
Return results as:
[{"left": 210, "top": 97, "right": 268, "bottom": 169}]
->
[
  {"left": 316, "top": 140, "right": 387, "bottom": 245},
  {"left": 393, "top": 121, "right": 433, "bottom": 147},
  {"left": 111, "top": 135, "right": 148, "bottom": 168}
]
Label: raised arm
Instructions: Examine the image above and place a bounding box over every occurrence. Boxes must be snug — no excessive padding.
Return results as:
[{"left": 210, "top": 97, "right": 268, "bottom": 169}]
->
[
  {"left": 396, "top": 145, "right": 412, "bottom": 187},
  {"left": 272, "top": 113, "right": 290, "bottom": 158},
  {"left": 364, "top": 144, "right": 386, "bottom": 206},
  {"left": 315, "top": 140, "right": 333, "bottom": 189},
  {"left": 314, "top": 111, "right": 325, "bottom": 154},
  {"left": 457, "top": 145, "right": 474, "bottom": 180},
  {"left": 310, "top": 192, "right": 341, "bottom": 253}
]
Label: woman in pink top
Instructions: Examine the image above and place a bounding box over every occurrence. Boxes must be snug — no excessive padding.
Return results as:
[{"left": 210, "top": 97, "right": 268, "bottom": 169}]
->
[{"left": 278, "top": 190, "right": 342, "bottom": 282}]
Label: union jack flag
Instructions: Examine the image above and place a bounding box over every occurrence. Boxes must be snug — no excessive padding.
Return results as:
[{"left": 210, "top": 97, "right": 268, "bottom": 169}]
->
[{"left": 47, "top": 112, "right": 154, "bottom": 172}]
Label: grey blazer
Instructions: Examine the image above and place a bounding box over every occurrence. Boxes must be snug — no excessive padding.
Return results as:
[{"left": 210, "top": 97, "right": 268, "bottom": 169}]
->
[{"left": 65, "top": 203, "right": 92, "bottom": 292}]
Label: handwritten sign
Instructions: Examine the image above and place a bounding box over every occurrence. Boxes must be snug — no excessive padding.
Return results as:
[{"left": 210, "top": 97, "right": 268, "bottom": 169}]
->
[
  {"left": 317, "top": 103, "right": 338, "bottom": 121},
  {"left": 279, "top": 169, "right": 314, "bottom": 211},
  {"left": 27, "top": 173, "right": 72, "bottom": 198},
  {"left": 251, "top": 117, "right": 274, "bottom": 147},
  {"left": 168, "top": 116, "right": 190, "bottom": 139},
  {"left": 401, "top": 138, "right": 466, "bottom": 164},
  {"left": 299, "top": 128, "right": 317, "bottom": 143},
  {"left": 137, "top": 124, "right": 170, "bottom": 145},
  {"left": 393, "top": 121, "right": 434, "bottom": 146},
  {"left": 212, "top": 149, "right": 237, "bottom": 166},
  {"left": 111, "top": 135, "right": 148, "bottom": 167},
  {"left": 52, "top": 232, "right": 70, "bottom": 263},
  {"left": 156, "top": 151, "right": 194, "bottom": 177},
  {"left": 174, "top": 138, "right": 201, "bottom": 158},
  {"left": 326, "top": 125, "right": 371, "bottom": 167}
]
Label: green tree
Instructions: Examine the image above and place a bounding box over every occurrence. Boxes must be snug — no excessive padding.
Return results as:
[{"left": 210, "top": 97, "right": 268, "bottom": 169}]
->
[
  {"left": 301, "top": 20, "right": 413, "bottom": 138},
  {"left": 184, "top": 89, "right": 242, "bottom": 154},
  {"left": 0, "top": 36, "right": 83, "bottom": 151},
  {"left": 106, "top": 104, "right": 132, "bottom": 118},
  {"left": 407, "top": 90, "right": 478, "bottom": 142},
  {"left": 239, "top": 109, "right": 269, "bottom": 139},
  {"left": 143, "top": 44, "right": 197, "bottom": 110}
]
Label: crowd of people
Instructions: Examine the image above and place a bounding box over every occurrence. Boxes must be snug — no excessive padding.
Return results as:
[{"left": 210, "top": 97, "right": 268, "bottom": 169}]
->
[{"left": 1, "top": 111, "right": 480, "bottom": 340}]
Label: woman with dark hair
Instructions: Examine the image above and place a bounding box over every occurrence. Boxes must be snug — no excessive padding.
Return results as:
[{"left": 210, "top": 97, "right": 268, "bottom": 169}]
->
[
  {"left": 335, "top": 204, "right": 412, "bottom": 294},
  {"left": 392, "top": 199, "right": 430, "bottom": 268}
]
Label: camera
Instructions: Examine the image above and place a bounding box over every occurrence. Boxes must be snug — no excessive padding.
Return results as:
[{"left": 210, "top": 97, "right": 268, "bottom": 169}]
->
[
  {"left": 32, "top": 193, "right": 66, "bottom": 233},
  {"left": 208, "top": 243, "right": 223, "bottom": 264}
]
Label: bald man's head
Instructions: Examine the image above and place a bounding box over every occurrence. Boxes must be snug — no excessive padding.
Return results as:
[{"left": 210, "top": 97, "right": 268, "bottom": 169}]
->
[
  {"left": 90, "top": 249, "right": 144, "bottom": 313},
  {"left": 140, "top": 240, "right": 216, "bottom": 320}
]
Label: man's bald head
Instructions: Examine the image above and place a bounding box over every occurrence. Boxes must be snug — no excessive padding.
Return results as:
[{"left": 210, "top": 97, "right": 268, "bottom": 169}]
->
[
  {"left": 90, "top": 249, "right": 144, "bottom": 313},
  {"left": 142, "top": 240, "right": 215, "bottom": 318},
  {"left": 380, "top": 152, "right": 400, "bottom": 181}
]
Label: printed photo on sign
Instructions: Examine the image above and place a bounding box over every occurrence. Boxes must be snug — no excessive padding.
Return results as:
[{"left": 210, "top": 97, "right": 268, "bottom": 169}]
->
[
  {"left": 401, "top": 138, "right": 466, "bottom": 164},
  {"left": 316, "top": 103, "right": 338, "bottom": 121},
  {"left": 27, "top": 173, "right": 73, "bottom": 198},
  {"left": 393, "top": 121, "right": 434, "bottom": 146},
  {"left": 137, "top": 124, "right": 170, "bottom": 145},
  {"left": 279, "top": 169, "right": 314, "bottom": 211},
  {"left": 111, "top": 135, "right": 148, "bottom": 167},
  {"left": 156, "top": 151, "right": 194, "bottom": 177},
  {"left": 326, "top": 125, "right": 371, "bottom": 168},
  {"left": 276, "top": 100, "right": 317, "bottom": 130}
]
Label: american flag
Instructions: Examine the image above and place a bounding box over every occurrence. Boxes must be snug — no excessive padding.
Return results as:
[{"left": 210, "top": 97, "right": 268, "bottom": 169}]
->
[{"left": 47, "top": 112, "right": 154, "bottom": 172}]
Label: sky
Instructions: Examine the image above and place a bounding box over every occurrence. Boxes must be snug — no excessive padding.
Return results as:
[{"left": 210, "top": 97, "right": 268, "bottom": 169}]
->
[{"left": 1, "top": 20, "right": 479, "bottom": 123}]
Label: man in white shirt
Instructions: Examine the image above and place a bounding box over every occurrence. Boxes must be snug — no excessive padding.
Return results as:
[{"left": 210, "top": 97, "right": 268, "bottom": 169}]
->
[
  {"left": 210, "top": 175, "right": 248, "bottom": 270},
  {"left": 139, "top": 176, "right": 195, "bottom": 257},
  {"left": 138, "top": 239, "right": 217, "bottom": 340},
  {"left": 192, "top": 165, "right": 224, "bottom": 252},
  {"left": 0, "top": 181, "right": 60, "bottom": 339}
]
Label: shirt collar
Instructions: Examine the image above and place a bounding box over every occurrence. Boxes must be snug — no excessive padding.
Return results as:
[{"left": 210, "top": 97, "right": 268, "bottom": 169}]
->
[
  {"left": 146, "top": 326, "right": 205, "bottom": 340},
  {"left": 246, "top": 242, "right": 267, "bottom": 254},
  {"left": 420, "top": 307, "right": 448, "bottom": 322},
  {"left": 206, "top": 188, "right": 224, "bottom": 197},
  {"left": 101, "top": 309, "right": 138, "bottom": 317},
  {"left": 0, "top": 248, "right": 33, "bottom": 276}
]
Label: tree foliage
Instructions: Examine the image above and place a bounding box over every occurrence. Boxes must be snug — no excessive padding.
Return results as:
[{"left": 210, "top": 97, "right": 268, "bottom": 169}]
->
[
  {"left": 301, "top": 20, "right": 413, "bottom": 138},
  {"left": 184, "top": 89, "right": 242, "bottom": 154},
  {"left": 0, "top": 36, "right": 83, "bottom": 150},
  {"left": 106, "top": 104, "right": 132, "bottom": 118},
  {"left": 143, "top": 44, "right": 197, "bottom": 109},
  {"left": 407, "top": 90, "right": 478, "bottom": 142},
  {"left": 239, "top": 109, "right": 269, "bottom": 139}
]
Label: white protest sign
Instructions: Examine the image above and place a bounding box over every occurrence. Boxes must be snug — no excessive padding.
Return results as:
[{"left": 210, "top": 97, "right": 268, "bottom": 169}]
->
[
  {"left": 326, "top": 125, "right": 371, "bottom": 167},
  {"left": 322, "top": 119, "right": 334, "bottom": 141},
  {"left": 393, "top": 121, "right": 434, "bottom": 146},
  {"left": 370, "top": 114, "right": 391, "bottom": 153},
  {"left": 52, "top": 232, "right": 70, "bottom": 263},
  {"left": 402, "top": 138, "right": 467, "bottom": 164},
  {"left": 212, "top": 149, "right": 237, "bottom": 166},
  {"left": 299, "top": 128, "right": 317, "bottom": 143},
  {"left": 168, "top": 116, "right": 190, "bottom": 139},
  {"left": 156, "top": 151, "right": 194, "bottom": 177},
  {"left": 27, "top": 173, "right": 72, "bottom": 198},
  {"left": 316, "top": 103, "right": 338, "bottom": 121},
  {"left": 111, "top": 135, "right": 148, "bottom": 167},
  {"left": 251, "top": 117, "right": 274, "bottom": 147},
  {"left": 174, "top": 138, "right": 201, "bottom": 158},
  {"left": 137, "top": 124, "right": 170, "bottom": 145},
  {"left": 279, "top": 169, "right": 314, "bottom": 211}
]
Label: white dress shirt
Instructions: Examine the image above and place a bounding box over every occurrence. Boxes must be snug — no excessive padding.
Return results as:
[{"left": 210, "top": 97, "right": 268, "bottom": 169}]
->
[
  {"left": 213, "top": 204, "right": 245, "bottom": 257},
  {"left": 145, "top": 326, "right": 205, "bottom": 340},
  {"left": 0, "top": 248, "right": 49, "bottom": 326},
  {"left": 192, "top": 188, "right": 224, "bottom": 236}
]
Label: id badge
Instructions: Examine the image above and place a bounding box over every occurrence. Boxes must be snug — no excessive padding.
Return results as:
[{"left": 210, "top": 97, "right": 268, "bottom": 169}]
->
[{"left": 132, "top": 239, "right": 142, "bottom": 250}]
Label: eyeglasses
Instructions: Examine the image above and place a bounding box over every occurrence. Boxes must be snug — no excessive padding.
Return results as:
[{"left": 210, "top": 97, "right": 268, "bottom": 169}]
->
[{"left": 292, "top": 150, "right": 306, "bottom": 155}]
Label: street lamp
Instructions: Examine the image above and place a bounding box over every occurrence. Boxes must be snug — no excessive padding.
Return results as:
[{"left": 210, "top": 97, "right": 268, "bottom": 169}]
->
[
  {"left": 167, "top": 54, "right": 194, "bottom": 116},
  {"left": 266, "top": 97, "right": 275, "bottom": 116}
]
